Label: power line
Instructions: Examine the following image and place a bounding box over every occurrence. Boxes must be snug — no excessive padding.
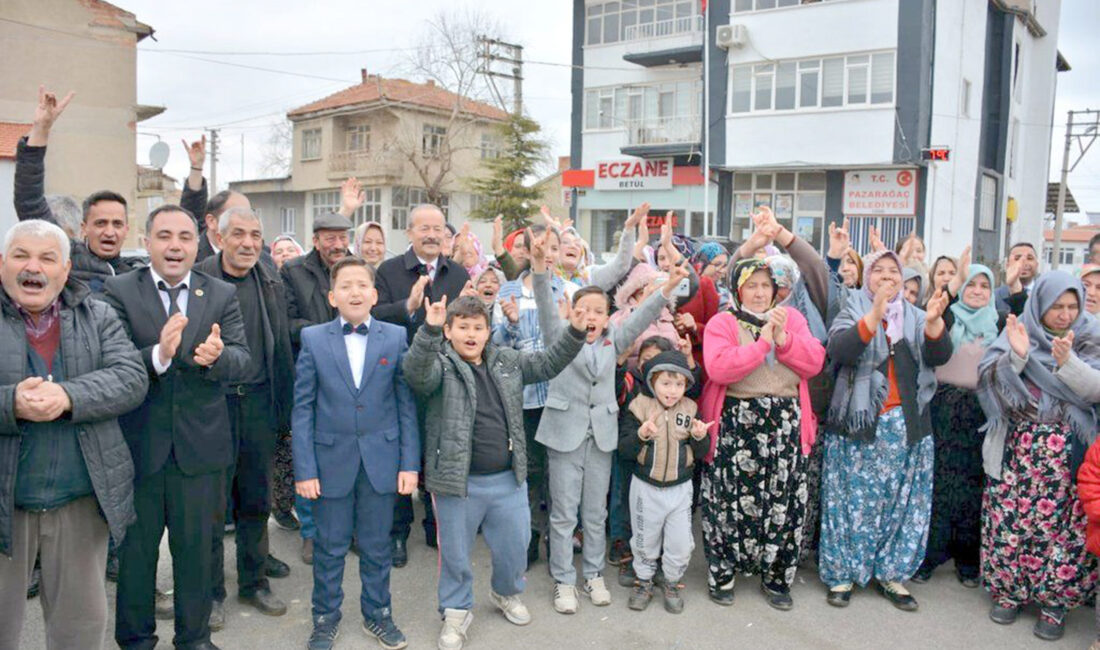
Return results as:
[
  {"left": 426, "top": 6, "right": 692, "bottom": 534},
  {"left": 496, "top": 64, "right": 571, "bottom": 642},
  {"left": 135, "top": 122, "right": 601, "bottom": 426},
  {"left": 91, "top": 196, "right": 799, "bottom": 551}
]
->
[
  {"left": 143, "top": 50, "right": 359, "bottom": 84},
  {"left": 138, "top": 46, "right": 418, "bottom": 56}
]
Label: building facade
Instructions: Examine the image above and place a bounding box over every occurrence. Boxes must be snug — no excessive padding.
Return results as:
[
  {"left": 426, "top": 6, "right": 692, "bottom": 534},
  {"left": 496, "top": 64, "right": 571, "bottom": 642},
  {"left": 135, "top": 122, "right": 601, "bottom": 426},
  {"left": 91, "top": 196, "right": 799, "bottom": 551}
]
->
[{"left": 567, "top": 0, "right": 1064, "bottom": 265}]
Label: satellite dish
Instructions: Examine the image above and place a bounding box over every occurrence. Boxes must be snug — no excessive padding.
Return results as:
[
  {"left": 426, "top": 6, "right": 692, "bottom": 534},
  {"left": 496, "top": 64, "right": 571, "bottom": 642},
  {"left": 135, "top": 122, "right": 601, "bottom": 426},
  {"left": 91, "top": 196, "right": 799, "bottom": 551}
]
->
[{"left": 149, "top": 141, "right": 170, "bottom": 169}]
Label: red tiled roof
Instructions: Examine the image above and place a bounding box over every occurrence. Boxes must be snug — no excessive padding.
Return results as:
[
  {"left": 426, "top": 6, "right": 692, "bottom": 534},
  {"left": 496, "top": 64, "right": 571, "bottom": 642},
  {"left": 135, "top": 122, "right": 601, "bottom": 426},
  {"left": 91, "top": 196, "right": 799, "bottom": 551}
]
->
[
  {"left": 288, "top": 74, "right": 510, "bottom": 121},
  {"left": 0, "top": 123, "right": 32, "bottom": 160},
  {"left": 81, "top": 0, "right": 154, "bottom": 40},
  {"left": 1044, "top": 226, "right": 1100, "bottom": 244}
]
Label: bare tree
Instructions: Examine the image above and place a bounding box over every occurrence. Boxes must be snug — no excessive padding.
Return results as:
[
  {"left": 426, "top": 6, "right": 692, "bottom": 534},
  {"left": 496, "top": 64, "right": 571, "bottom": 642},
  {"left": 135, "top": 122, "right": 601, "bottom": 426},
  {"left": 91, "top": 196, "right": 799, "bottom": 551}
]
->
[
  {"left": 259, "top": 119, "right": 293, "bottom": 177},
  {"left": 391, "top": 8, "right": 507, "bottom": 207}
]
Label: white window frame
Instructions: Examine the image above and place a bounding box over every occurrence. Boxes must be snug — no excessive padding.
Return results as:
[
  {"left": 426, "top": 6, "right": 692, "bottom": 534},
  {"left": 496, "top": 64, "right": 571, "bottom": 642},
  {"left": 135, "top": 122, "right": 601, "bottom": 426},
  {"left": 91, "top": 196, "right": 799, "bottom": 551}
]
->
[
  {"left": 301, "top": 128, "right": 321, "bottom": 161},
  {"left": 585, "top": 0, "right": 701, "bottom": 47},
  {"left": 353, "top": 187, "right": 383, "bottom": 228},
  {"left": 345, "top": 124, "right": 370, "bottom": 152},
  {"left": 734, "top": 0, "right": 840, "bottom": 13},
  {"left": 422, "top": 124, "right": 447, "bottom": 157},
  {"left": 728, "top": 50, "right": 896, "bottom": 116},
  {"left": 280, "top": 207, "right": 296, "bottom": 234},
  {"left": 392, "top": 186, "right": 450, "bottom": 231},
  {"left": 480, "top": 133, "right": 504, "bottom": 160},
  {"left": 978, "top": 174, "right": 997, "bottom": 232},
  {"left": 584, "top": 79, "right": 702, "bottom": 132},
  {"left": 310, "top": 190, "right": 340, "bottom": 221},
  {"left": 730, "top": 171, "right": 827, "bottom": 249}
]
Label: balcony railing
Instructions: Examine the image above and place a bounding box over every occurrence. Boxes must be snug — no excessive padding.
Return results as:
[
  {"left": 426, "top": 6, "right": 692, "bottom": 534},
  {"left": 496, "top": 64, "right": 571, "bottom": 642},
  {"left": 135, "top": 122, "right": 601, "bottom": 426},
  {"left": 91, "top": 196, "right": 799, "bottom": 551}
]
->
[
  {"left": 623, "top": 15, "right": 703, "bottom": 42},
  {"left": 327, "top": 150, "right": 405, "bottom": 180},
  {"left": 625, "top": 116, "right": 701, "bottom": 146}
]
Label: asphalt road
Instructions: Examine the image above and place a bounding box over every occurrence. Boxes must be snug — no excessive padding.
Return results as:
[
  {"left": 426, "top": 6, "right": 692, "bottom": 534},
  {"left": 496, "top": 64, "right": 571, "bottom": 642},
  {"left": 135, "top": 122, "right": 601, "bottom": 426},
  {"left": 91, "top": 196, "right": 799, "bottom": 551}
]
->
[{"left": 17, "top": 505, "right": 1098, "bottom": 649}]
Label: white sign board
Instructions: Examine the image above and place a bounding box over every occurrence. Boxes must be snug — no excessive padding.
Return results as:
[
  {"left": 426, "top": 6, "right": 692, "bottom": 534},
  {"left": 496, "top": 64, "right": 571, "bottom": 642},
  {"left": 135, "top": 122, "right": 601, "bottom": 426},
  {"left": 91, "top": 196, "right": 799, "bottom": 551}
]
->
[
  {"left": 595, "top": 158, "right": 673, "bottom": 191},
  {"left": 843, "top": 169, "right": 918, "bottom": 216}
]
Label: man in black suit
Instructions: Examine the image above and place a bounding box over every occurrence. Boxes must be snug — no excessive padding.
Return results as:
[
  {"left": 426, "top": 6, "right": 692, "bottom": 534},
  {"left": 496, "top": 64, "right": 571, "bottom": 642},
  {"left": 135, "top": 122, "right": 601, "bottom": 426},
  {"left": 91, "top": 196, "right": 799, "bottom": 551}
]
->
[
  {"left": 196, "top": 206, "right": 295, "bottom": 629},
  {"left": 279, "top": 211, "right": 353, "bottom": 565},
  {"left": 372, "top": 204, "right": 473, "bottom": 566},
  {"left": 105, "top": 204, "right": 250, "bottom": 650}
]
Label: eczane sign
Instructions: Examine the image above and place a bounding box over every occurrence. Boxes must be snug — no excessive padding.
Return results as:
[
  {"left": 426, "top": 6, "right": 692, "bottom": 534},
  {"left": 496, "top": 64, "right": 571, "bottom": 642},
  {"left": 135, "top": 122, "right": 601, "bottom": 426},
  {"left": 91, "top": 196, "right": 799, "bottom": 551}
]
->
[
  {"left": 595, "top": 158, "right": 673, "bottom": 191},
  {"left": 843, "top": 169, "right": 918, "bottom": 216}
]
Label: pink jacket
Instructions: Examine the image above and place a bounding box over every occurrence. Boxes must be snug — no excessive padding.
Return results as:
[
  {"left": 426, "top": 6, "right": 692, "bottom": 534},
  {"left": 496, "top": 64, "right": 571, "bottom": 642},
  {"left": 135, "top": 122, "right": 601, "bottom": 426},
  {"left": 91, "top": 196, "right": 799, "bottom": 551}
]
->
[{"left": 700, "top": 307, "right": 825, "bottom": 461}]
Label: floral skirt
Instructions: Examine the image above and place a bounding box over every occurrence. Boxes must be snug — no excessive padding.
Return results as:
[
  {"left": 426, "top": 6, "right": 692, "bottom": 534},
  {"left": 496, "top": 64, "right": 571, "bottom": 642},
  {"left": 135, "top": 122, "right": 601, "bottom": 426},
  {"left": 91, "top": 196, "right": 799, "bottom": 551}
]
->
[
  {"left": 980, "top": 419, "right": 1098, "bottom": 610},
  {"left": 922, "top": 385, "right": 985, "bottom": 576},
  {"left": 818, "top": 408, "right": 933, "bottom": 587},
  {"left": 701, "top": 396, "right": 806, "bottom": 590},
  {"left": 798, "top": 429, "right": 825, "bottom": 565}
]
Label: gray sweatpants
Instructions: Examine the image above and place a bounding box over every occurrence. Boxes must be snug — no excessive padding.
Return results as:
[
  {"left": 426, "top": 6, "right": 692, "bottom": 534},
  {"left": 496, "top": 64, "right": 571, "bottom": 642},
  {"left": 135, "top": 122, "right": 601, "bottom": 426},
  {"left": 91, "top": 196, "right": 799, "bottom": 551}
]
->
[
  {"left": 547, "top": 435, "right": 613, "bottom": 585},
  {"left": 0, "top": 496, "right": 110, "bottom": 650},
  {"left": 630, "top": 477, "right": 694, "bottom": 584}
]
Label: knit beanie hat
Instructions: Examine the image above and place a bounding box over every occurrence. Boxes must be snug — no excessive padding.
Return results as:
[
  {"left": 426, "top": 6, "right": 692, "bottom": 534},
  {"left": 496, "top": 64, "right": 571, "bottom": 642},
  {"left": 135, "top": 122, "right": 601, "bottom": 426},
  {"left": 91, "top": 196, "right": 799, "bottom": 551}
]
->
[{"left": 643, "top": 350, "right": 695, "bottom": 391}]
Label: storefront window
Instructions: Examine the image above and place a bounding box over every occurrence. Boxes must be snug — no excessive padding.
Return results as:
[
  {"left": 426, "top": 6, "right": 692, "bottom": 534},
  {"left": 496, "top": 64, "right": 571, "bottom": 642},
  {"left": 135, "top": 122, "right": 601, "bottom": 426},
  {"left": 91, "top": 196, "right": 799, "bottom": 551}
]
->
[{"left": 731, "top": 171, "right": 826, "bottom": 249}]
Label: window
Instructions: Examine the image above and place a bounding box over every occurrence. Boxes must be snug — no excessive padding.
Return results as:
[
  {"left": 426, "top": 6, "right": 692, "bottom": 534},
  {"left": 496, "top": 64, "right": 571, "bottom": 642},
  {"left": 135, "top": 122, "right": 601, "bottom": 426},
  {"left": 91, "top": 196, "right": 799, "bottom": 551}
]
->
[
  {"left": 1044, "top": 245, "right": 1075, "bottom": 266},
  {"left": 586, "top": 80, "right": 702, "bottom": 133},
  {"left": 731, "top": 172, "right": 827, "bottom": 250},
  {"left": 961, "top": 78, "right": 972, "bottom": 117},
  {"left": 480, "top": 133, "right": 504, "bottom": 159},
  {"left": 345, "top": 124, "right": 370, "bottom": 152},
  {"left": 392, "top": 186, "right": 450, "bottom": 231},
  {"left": 301, "top": 128, "right": 321, "bottom": 161},
  {"left": 310, "top": 190, "right": 340, "bottom": 221},
  {"left": 280, "top": 207, "right": 296, "bottom": 234},
  {"left": 734, "top": 0, "right": 835, "bottom": 11},
  {"left": 353, "top": 187, "right": 382, "bottom": 228},
  {"left": 979, "top": 174, "right": 997, "bottom": 231},
  {"left": 730, "top": 51, "right": 895, "bottom": 114},
  {"left": 422, "top": 124, "right": 447, "bottom": 157},
  {"left": 585, "top": 0, "right": 700, "bottom": 45}
]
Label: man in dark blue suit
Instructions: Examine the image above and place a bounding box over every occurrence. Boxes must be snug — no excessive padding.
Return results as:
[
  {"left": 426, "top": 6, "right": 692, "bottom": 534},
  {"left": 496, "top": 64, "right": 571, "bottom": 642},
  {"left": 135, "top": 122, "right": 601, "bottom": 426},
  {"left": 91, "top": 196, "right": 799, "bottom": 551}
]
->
[{"left": 292, "top": 256, "right": 419, "bottom": 650}]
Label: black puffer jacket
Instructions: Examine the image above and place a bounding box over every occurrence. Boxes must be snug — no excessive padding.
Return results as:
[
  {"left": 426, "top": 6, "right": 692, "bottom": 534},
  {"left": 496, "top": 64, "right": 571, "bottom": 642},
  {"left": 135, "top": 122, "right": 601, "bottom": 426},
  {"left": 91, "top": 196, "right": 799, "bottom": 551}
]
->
[{"left": 0, "top": 279, "right": 149, "bottom": 556}]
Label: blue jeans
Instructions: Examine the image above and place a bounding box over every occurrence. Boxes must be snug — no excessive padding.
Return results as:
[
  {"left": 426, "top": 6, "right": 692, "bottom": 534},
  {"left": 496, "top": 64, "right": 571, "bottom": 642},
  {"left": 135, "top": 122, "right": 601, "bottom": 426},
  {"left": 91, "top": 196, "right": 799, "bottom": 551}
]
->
[
  {"left": 434, "top": 472, "right": 530, "bottom": 612},
  {"left": 296, "top": 495, "right": 315, "bottom": 540}
]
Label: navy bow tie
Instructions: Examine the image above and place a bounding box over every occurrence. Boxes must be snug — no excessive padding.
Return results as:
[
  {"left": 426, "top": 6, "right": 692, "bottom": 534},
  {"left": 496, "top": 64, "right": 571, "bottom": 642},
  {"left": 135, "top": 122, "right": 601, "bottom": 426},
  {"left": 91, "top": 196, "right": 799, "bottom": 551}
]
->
[{"left": 343, "top": 322, "right": 368, "bottom": 336}]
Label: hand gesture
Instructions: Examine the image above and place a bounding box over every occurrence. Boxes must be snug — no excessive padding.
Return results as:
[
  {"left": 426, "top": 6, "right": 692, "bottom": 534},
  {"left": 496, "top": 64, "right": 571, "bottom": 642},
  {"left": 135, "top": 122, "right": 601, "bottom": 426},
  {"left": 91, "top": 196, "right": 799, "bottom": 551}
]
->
[
  {"left": 633, "top": 219, "right": 650, "bottom": 262},
  {"left": 673, "top": 312, "right": 696, "bottom": 335},
  {"left": 899, "top": 231, "right": 916, "bottom": 263},
  {"left": 14, "top": 377, "right": 71, "bottom": 422},
  {"left": 625, "top": 202, "right": 650, "bottom": 229},
  {"left": 769, "top": 308, "right": 788, "bottom": 347},
  {"left": 1052, "top": 330, "right": 1075, "bottom": 367},
  {"left": 491, "top": 215, "right": 505, "bottom": 257},
  {"left": 868, "top": 278, "right": 897, "bottom": 324},
  {"left": 752, "top": 204, "right": 779, "bottom": 233},
  {"left": 296, "top": 479, "right": 321, "bottom": 500},
  {"left": 568, "top": 301, "right": 589, "bottom": 333},
  {"left": 157, "top": 313, "right": 189, "bottom": 366},
  {"left": 424, "top": 295, "right": 448, "bottom": 328},
  {"left": 181, "top": 135, "right": 206, "bottom": 170},
  {"left": 340, "top": 177, "right": 366, "bottom": 215},
  {"left": 827, "top": 218, "right": 851, "bottom": 260},
  {"left": 500, "top": 296, "right": 519, "bottom": 324},
  {"left": 1005, "top": 314, "right": 1030, "bottom": 359},
  {"left": 406, "top": 275, "right": 431, "bottom": 316},
  {"left": 690, "top": 418, "right": 714, "bottom": 440},
  {"left": 759, "top": 321, "right": 775, "bottom": 344},
  {"left": 1005, "top": 259, "right": 1023, "bottom": 293},
  {"left": 868, "top": 226, "right": 886, "bottom": 253},
  {"left": 32, "top": 84, "right": 75, "bottom": 132},
  {"left": 193, "top": 323, "right": 224, "bottom": 367},
  {"left": 540, "top": 205, "right": 563, "bottom": 231},
  {"left": 637, "top": 412, "right": 660, "bottom": 441},
  {"left": 558, "top": 296, "right": 570, "bottom": 321},
  {"left": 397, "top": 471, "right": 418, "bottom": 496},
  {"left": 661, "top": 261, "right": 691, "bottom": 296},
  {"left": 925, "top": 287, "right": 949, "bottom": 322},
  {"left": 459, "top": 280, "right": 478, "bottom": 299},
  {"left": 528, "top": 228, "right": 548, "bottom": 272},
  {"left": 948, "top": 245, "right": 971, "bottom": 296}
]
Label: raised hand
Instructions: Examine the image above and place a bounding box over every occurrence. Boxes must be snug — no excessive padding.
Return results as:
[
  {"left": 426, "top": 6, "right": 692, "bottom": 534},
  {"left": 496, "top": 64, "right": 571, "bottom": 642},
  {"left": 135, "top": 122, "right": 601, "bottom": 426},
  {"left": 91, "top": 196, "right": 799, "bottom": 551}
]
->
[
  {"left": 528, "top": 228, "right": 549, "bottom": 273},
  {"left": 673, "top": 312, "right": 696, "bottom": 335},
  {"left": 157, "top": 313, "right": 189, "bottom": 367},
  {"left": 1005, "top": 314, "right": 1030, "bottom": 359},
  {"left": 500, "top": 295, "right": 519, "bottom": 324},
  {"left": 637, "top": 411, "right": 660, "bottom": 441},
  {"left": 924, "top": 288, "right": 949, "bottom": 338},
  {"left": 625, "top": 202, "right": 651, "bottom": 229},
  {"left": 182, "top": 135, "right": 206, "bottom": 170},
  {"left": 193, "top": 323, "right": 224, "bottom": 367},
  {"left": 1005, "top": 259, "right": 1023, "bottom": 294},
  {"left": 661, "top": 261, "right": 691, "bottom": 296},
  {"left": 340, "top": 177, "right": 366, "bottom": 217},
  {"left": 633, "top": 219, "right": 650, "bottom": 262},
  {"left": 864, "top": 278, "right": 897, "bottom": 331},
  {"left": 899, "top": 231, "right": 916, "bottom": 263},
  {"left": 30, "top": 84, "right": 75, "bottom": 138},
  {"left": 1052, "top": 330, "right": 1075, "bottom": 367},
  {"left": 540, "top": 204, "right": 563, "bottom": 231},
  {"left": 424, "top": 294, "right": 448, "bottom": 328},
  {"left": 948, "top": 245, "right": 971, "bottom": 296},
  {"left": 828, "top": 218, "right": 851, "bottom": 260},
  {"left": 459, "top": 280, "right": 478, "bottom": 299},
  {"left": 491, "top": 215, "right": 505, "bottom": 256},
  {"left": 406, "top": 275, "right": 431, "bottom": 316},
  {"left": 868, "top": 226, "right": 886, "bottom": 253}
]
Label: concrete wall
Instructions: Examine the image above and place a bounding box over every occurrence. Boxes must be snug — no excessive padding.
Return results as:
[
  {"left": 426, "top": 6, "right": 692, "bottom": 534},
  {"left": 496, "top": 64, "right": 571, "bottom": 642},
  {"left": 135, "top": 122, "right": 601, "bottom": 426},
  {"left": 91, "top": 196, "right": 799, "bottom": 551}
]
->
[
  {"left": 0, "top": 160, "right": 15, "bottom": 235},
  {"left": 0, "top": 0, "right": 146, "bottom": 246}
]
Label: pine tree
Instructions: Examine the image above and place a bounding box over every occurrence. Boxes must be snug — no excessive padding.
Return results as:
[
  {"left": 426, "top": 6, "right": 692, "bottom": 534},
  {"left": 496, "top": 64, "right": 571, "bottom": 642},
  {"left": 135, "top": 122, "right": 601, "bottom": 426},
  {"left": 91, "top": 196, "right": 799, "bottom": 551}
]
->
[{"left": 466, "top": 114, "right": 548, "bottom": 232}]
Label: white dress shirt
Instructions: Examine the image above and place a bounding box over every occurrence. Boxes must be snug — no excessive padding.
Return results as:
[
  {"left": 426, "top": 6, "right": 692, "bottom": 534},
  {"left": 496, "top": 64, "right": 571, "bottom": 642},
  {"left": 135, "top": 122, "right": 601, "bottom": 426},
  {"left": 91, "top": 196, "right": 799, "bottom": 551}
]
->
[
  {"left": 416, "top": 255, "right": 440, "bottom": 282},
  {"left": 342, "top": 317, "right": 371, "bottom": 389},
  {"left": 149, "top": 268, "right": 192, "bottom": 375}
]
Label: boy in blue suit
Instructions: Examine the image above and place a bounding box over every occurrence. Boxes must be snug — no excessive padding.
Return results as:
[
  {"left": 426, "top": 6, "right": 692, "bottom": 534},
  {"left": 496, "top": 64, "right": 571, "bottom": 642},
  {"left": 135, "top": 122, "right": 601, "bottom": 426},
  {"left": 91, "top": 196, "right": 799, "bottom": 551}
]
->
[{"left": 293, "top": 256, "right": 419, "bottom": 650}]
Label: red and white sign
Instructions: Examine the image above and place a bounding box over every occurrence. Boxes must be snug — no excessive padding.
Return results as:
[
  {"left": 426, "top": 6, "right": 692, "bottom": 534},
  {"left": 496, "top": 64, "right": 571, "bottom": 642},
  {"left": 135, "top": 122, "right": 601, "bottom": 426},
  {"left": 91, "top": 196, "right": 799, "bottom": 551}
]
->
[
  {"left": 594, "top": 158, "right": 673, "bottom": 191},
  {"left": 843, "top": 169, "right": 918, "bottom": 216}
]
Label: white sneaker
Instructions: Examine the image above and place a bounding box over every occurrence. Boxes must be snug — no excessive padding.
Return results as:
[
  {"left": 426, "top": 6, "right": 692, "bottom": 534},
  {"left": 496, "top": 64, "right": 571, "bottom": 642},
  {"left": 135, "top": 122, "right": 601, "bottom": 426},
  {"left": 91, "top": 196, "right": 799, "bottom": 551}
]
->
[
  {"left": 490, "top": 591, "right": 531, "bottom": 626},
  {"left": 553, "top": 583, "right": 578, "bottom": 614},
  {"left": 583, "top": 576, "right": 612, "bottom": 606},
  {"left": 437, "top": 608, "right": 472, "bottom": 650}
]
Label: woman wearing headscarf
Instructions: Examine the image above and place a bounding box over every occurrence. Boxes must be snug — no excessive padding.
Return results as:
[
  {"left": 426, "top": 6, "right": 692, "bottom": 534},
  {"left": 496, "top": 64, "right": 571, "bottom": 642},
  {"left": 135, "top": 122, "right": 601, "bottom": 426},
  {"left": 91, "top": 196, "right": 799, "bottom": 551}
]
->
[
  {"left": 977, "top": 270, "right": 1100, "bottom": 641},
  {"left": 819, "top": 250, "right": 953, "bottom": 611},
  {"left": 902, "top": 267, "right": 924, "bottom": 306},
  {"left": 352, "top": 221, "right": 387, "bottom": 269},
  {"left": 699, "top": 258, "right": 825, "bottom": 609},
  {"left": 695, "top": 241, "right": 732, "bottom": 313}
]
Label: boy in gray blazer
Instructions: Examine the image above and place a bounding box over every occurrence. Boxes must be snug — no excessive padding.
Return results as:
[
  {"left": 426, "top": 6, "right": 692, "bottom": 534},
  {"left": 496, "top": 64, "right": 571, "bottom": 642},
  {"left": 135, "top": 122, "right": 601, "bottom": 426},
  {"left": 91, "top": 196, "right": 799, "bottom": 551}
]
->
[{"left": 528, "top": 231, "right": 690, "bottom": 613}]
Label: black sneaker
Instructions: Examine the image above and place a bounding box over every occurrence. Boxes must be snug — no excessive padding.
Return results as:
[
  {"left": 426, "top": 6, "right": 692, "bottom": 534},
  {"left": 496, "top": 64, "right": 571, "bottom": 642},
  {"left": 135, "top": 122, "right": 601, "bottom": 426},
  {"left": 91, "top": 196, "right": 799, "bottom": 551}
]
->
[
  {"left": 909, "top": 567, "right": 932, "bottom": 584},
  {"left": 264, "top": 554, "right": 290, "bottom": 579},
  {"left": 628, "top": 579, "right": 653, "bottom": 611},
  {"left": 363, "top": 609, "right": 408, "bottom": 650},
  {"left": 1033, "top": 608, "right": 1066, "bottom": 641},
  {"left": 989, "top": 601, "right": 1019, "bottom": 625},
  {"left": 425, "top": 524, "right": 438, "bottom": 549},
  {"left": 956, "top": 569, "right": 980, "bottom": 589},
  {"left": 617, "top": 562, "right": 636, "bottom": 588},
  {"left": 826, "top": 584, "right": 852, "bottom": 608},
  {"left": 272, "top": 509, "right": 300, "bottom": 531},
  {"left": 307, "top": 616, "right": 340, "bottom": 650},
  {"left": 760, "top": 582, "right": 793, "bottom": 611},
  {"left": 662, "top": 581, "right": 685, "bottom": 614},
  {"left": 708, "top": 580, "right": 735, "bottom": 607},
  {"left": 874, "top": 580, "right": 918, "bottom": 612}
]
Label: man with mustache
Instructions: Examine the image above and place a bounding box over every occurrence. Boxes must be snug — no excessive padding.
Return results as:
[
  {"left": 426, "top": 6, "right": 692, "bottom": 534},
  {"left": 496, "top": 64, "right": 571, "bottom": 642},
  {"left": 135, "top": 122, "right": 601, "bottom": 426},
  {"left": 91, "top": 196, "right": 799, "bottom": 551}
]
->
[
  {"left": 196, "top": 207, "right": 295, "bottom": 629},
  {"left": 280, "top": 211, "right": 354, "bottom": 565},
  {"left": 15, "top": 86, "right": 146, "bottom": 295},
  {"left": 105, "top": 204, "right": 250, "bottom": 650},
  {"left": 372, "top": 204, "right": 474, "bottom": 568},
  {"left": 0, "top": 219, "right": 147, "bottom": 648}
]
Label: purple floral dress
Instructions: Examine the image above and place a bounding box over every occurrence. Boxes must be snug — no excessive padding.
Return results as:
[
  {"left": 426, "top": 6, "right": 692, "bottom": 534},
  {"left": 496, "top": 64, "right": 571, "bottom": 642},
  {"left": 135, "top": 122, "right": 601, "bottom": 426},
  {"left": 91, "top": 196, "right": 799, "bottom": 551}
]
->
[{"left": 981, "top": 420, "right": 1098, "bottom": 609}]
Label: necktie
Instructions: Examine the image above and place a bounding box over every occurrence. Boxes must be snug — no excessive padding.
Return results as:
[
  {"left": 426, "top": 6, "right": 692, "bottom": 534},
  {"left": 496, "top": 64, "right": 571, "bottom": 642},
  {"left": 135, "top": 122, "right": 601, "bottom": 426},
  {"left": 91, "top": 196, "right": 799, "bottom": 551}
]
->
[
  {"left": 157, "top": 281, "right": 185, "bottom": 316},
  {"left": 425, "top": 263, "right": 435, "bottom": 284},
  {"left": 343, "top": 322, "right": 368, "bottom": 336}
]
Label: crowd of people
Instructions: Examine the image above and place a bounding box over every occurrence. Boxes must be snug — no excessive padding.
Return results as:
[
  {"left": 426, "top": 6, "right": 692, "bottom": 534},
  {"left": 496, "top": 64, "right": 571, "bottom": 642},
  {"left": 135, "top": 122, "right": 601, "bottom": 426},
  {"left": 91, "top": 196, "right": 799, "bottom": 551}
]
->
[{"left": 4, "top": 86, "right": 1100, "bottom": 650}]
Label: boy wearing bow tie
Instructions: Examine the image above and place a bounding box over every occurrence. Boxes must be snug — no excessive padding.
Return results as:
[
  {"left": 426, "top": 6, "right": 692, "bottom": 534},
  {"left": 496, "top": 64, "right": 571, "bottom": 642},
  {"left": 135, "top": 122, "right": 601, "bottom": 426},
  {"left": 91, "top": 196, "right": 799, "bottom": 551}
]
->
[{"left": 292, "top": 256, "right": 419, "bottom": 650}]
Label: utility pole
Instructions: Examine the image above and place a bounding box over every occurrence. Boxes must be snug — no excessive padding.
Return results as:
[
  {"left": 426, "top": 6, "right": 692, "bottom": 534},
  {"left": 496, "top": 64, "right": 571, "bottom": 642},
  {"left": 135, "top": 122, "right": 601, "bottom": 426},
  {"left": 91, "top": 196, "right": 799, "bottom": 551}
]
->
[
  {"left": 1051, "top": 109, "right": 1099, "bottom": 269},
  {"left": 477, "top": 36, "right": 524, "bottom": 116},
  {"left": 207, "top": 128, "right": 221, "bottom": 195}
]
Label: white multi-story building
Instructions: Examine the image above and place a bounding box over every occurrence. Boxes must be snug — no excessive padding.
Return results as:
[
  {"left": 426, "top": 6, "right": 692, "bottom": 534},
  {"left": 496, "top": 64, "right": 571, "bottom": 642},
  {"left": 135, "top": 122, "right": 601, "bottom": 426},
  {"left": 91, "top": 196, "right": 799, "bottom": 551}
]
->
[{"left": 567, "top": 0, "right": 1066, "bottom": 266}]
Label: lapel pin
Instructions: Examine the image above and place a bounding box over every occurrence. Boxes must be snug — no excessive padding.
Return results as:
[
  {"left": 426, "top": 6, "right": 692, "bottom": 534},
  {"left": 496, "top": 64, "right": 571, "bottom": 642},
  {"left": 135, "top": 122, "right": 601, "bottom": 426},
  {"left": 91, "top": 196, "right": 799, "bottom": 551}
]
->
[
  {"left": 194, "top": 289, "right": 204, "bottom": 297},
  {"left": 380, "top": 358, "right": 389, "bottom": 365}
]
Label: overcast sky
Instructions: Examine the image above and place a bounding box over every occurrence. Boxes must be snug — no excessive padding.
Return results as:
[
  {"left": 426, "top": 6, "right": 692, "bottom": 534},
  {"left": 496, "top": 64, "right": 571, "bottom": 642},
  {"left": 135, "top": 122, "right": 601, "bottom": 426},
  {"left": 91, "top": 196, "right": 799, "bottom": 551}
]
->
[{"left": 130, "top": 0, "right": 1099, "bottom": 213}]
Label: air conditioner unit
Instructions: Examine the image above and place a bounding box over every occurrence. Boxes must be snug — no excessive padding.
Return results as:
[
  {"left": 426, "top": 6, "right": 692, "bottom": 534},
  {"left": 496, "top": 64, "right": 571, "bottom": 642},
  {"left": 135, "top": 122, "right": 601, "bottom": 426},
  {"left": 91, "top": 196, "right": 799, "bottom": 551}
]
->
[{"left": 715, "top": 24, "right": 747, "bottom": 50}]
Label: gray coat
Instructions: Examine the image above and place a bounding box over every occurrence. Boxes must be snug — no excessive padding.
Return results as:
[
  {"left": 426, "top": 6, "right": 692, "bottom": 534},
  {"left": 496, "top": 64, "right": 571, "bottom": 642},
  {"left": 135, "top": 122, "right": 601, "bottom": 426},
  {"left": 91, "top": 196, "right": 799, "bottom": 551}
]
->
[
  {"left": 0, "top": 279, "right": 148, "bottom": 556},
  {"left": 403, "top": 323, "right": 584, "bottom": 497},
  {"left": 533, "top": 270, "right": 671, "bottom": 454}
]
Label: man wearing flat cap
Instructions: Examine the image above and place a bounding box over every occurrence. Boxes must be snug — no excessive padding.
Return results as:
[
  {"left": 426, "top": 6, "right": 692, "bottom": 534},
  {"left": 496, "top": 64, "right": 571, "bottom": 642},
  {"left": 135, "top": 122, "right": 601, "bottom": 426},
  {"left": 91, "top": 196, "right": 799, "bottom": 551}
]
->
[{"left": 279, "top": 211, "right": 353, "bottom": 565}]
